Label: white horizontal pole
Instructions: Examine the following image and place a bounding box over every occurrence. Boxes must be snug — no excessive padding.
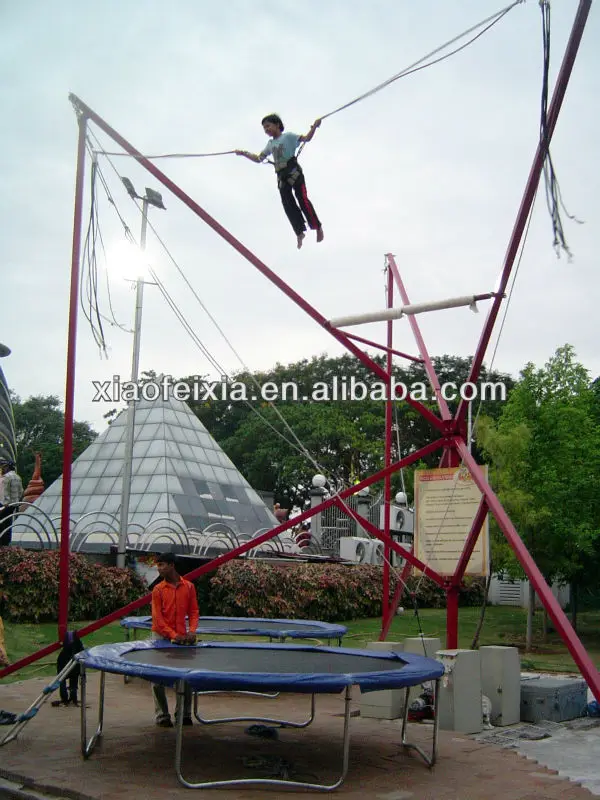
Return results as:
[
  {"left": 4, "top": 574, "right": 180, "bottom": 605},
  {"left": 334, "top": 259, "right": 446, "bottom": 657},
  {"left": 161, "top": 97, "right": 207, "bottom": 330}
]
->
[{"left": 329, "top": 293, "right": 494, "bottom": 329}]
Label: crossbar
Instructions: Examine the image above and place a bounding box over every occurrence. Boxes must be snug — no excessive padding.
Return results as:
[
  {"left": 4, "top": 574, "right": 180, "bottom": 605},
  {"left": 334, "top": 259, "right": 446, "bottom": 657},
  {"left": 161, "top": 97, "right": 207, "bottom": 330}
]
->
[{"left": 329, "top": 293, "right": 494, "bottom": 328}]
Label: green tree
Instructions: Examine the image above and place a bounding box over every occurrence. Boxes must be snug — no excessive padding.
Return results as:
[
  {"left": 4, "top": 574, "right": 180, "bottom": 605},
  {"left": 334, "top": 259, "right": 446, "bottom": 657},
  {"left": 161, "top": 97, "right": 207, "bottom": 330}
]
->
[
  {"left": 181, "top": 353, "right": 514, "bottom": 506},
  {"left": 477, "top": 345, "right": 600, "bottom": 636},
  {"left": 11, "top": 395, "right": 97, "bottom": 487}
]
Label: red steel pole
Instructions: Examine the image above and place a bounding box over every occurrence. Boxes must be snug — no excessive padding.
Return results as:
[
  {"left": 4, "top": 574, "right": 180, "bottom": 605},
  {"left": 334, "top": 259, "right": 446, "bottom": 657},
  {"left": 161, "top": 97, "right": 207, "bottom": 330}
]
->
[
  {"left": 379, "top": 557, "right": 413, "bottom": 641},
  {"left": 342, "top": 330, "right": 423, "bottom": 364},
  {"left": 382, "top": 266, "right": 394, "bottom": 620},
  {"left": 453, "top": 497, "right": 489, "bottom": 585},
  {"left": 456, "top": 438, "right": 600, "bottom": 702},
  {"left": 58, "top": 109, "right": 88, "bottom": 642},
  {"left": 456, "top": 0, "right": 593, "bottom": 427},
  {"left": 386, "top": 254, "right": 452, "bottom": 422}
]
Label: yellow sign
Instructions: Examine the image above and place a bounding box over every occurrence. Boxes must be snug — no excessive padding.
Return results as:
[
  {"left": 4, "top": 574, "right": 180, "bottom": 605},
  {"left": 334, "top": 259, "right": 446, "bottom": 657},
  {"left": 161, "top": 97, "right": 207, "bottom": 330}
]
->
[{"left": 414, "top": 465, "right": 489, "bottom": 577}]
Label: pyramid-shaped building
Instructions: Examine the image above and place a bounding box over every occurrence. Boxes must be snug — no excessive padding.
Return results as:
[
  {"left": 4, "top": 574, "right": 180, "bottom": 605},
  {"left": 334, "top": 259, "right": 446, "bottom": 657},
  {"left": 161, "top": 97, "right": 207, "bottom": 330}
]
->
[{"left": 13, "top": 392, "right": 277, "bottom": 551}]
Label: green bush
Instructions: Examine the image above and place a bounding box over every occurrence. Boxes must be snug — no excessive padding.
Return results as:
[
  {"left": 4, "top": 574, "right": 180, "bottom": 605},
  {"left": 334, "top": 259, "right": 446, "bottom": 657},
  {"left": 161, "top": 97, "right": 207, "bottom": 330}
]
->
[
  {"left": 0, "top": 547, "right": 147, "bottom": 623},
  {"left": 0, "top": 548, "right": 485, "bottom": 624},
  {"left": 204, "top": 561, "right": 485, "bottom": 621}
]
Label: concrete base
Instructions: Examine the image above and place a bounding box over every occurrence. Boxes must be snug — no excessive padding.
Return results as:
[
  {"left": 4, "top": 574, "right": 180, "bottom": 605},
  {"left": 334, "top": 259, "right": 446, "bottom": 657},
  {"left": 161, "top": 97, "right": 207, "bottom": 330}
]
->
[
  {"left": 436, "top": 648, "right": 483, "bottom": 734},
  {"left": 360, "top": 640, "right": 406, "bottom": 719},
  {"left": 480, "top": 645, "right": 521, "bottom": 726},
  {"left": 403, "top": 637, "right": 442, "bottom": 706}
]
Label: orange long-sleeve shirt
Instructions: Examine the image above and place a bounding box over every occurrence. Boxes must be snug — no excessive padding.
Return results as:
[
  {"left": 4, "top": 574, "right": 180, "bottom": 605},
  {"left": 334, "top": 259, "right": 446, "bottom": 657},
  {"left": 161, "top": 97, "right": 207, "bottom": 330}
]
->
[{"left": 151, "top": 578, "right": 199, "bottom": 641}]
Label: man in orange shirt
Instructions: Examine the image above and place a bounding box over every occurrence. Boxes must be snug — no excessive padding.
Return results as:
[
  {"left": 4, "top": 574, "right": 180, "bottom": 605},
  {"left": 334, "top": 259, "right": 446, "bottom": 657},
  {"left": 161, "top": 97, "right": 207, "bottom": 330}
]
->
[{"left": 151, "top": 553, "right": 200, "bottom": 727}]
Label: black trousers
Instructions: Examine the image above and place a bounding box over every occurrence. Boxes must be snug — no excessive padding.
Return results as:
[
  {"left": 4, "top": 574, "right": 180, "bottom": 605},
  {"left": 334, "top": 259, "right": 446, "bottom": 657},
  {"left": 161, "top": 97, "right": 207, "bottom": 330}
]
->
[
  {"left": 276, "top": 159, "right": 321, "bottom": 236},
  {"left": 0, "top": 506, "right": 13, "bottom": 547}
]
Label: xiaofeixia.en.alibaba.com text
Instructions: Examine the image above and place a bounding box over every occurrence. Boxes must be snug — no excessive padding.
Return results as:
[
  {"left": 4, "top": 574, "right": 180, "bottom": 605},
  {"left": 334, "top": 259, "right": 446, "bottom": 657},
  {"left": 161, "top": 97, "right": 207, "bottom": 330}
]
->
[{"left": 91, "top": 375, "right": 508, "bottom": 404}]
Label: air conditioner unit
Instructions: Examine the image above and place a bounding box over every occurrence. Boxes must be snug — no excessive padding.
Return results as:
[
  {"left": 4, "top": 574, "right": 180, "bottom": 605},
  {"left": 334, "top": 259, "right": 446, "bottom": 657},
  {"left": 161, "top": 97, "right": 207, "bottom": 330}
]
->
[
  {"left": 390, "top": 540, "right": 412, "bottom": 569},
  {"left": 379, "top": 504, "right": 414, "bottom": 534},
  {"left": 371, "top": 540, "right": 385, "bottom": 566},
  {"left": 339, "top": 536, "right": 373, "bottom": 563}
]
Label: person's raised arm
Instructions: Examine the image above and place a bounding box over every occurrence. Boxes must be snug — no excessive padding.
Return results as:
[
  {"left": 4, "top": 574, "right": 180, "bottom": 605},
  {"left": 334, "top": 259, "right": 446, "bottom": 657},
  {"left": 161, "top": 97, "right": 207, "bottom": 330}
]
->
[
  {"left": 299, "top": 118, "right": 322, "bottom": 143},
  {"left": 235, "top": 149, "right": 263, "bottom": 163}
]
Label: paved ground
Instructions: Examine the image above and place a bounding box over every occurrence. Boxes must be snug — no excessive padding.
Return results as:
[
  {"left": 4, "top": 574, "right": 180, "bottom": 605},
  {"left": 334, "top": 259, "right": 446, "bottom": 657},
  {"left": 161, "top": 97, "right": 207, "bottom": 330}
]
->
[{"left": 0, "top": 672, "right": 598, "bottom": 800}]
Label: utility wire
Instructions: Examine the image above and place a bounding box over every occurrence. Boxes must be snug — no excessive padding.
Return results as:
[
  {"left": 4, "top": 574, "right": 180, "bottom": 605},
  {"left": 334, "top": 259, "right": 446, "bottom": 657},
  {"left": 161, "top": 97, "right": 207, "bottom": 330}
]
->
[{"left": 88, "top": 128, "right": 344, "bottom": 488}]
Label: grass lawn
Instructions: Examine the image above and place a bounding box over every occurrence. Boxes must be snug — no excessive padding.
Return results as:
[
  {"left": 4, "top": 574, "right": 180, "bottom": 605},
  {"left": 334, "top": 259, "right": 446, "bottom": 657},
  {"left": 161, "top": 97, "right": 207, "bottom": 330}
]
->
[{"left": 2, "top": 606, "right": 599, "bottom": 685}]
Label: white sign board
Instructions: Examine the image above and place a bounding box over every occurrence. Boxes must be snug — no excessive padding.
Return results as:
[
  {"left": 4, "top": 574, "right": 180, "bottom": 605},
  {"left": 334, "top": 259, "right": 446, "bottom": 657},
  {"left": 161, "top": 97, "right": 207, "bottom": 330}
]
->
[{"left": 414, "top": 465, "right": 489, "bottom": 577}]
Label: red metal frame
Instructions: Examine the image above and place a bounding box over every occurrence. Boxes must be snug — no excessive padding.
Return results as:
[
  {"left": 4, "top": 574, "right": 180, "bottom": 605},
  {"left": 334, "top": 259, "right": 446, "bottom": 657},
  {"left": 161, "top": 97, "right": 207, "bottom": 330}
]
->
[
  {"left": 3, "top": 0, "right": 597, "bottom": 703},
  {"left": 58, "top": 111, "right": 88, "bottom": 642},
  {"left": 382, "top": 266, "right": 394, "bottom": 619}
]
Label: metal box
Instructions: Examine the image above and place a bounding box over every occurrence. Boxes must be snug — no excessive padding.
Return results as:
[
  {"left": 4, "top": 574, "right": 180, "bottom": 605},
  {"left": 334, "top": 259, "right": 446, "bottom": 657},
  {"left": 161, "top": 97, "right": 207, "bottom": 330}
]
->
[
  {"left": 359, "top": 641, "right": 405, "bottom": 719},
  {"left": 520, "top": 677, "right": 588, "bottom": 723}
]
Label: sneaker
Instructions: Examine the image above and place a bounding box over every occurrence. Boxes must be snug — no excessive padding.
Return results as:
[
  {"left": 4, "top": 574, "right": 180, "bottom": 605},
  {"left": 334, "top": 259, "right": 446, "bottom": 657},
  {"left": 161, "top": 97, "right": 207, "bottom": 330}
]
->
[
  {"left": 182, "top": 717, "right": 193, "bottom": 726},
  {"left": 156, "top": 716, "right": 173, "bottom": 728}
]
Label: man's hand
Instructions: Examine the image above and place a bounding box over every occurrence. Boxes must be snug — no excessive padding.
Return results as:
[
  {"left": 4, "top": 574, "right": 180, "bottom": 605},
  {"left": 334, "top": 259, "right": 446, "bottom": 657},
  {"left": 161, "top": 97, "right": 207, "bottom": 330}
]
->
[
  {"left": 172, "top": 634, "right": 187, "bottom": 645},
  {"left": 312, "top": 118, "right": 322, "bottom": 129},
  {"left": 184, "top": 633, "right": 197, "bottom": 646}
]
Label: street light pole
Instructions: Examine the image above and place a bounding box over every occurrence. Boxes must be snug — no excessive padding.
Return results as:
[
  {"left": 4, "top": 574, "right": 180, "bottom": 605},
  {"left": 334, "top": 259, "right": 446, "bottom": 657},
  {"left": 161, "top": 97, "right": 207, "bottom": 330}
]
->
[{"left": 117, "top": 183, "right": 165, "bottom": 568}]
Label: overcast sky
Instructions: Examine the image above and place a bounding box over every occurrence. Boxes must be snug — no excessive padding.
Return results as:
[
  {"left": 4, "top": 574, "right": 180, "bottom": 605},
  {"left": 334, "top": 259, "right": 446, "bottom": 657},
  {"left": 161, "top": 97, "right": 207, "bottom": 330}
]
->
[{"left": 1, "top": 1, "right": 598, "bottom": 436}]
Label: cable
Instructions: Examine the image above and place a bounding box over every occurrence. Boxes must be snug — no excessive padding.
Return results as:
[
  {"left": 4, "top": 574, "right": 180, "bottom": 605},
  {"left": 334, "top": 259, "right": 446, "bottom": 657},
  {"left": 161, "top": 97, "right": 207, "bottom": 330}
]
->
[
  {"left": 320, "top": 0, "right": 524, "bottom": 121},
  {"left": 89, "top": 129, "right": 325, "bottom": 472},
  {"left": 79, "top": 152, "right": 109, "bottom": 356},
  {"left": 538, "top": 0, "right": 583, "bottom": 259},
  {"left": 147, "top": 264, "right": 333, "bottom": 473},
  {"left": 95, "top": 148, "right": 237, "bottom": 160},
  {"left": 92, "top": 1, "right": 524, "bottom": 164},
  {"left": 87, "top": 128, "right": 353, "bottom": 493}
]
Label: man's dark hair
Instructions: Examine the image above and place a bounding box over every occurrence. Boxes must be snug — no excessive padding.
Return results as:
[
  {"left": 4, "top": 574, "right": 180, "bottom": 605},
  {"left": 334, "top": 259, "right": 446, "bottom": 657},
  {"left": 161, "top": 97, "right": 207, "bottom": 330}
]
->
[
  {"left": 261, "top": 113, "right": 284, "bottom": 132},
  {"left": 155, "top": 552, "right": 176, "bottom": 565}
]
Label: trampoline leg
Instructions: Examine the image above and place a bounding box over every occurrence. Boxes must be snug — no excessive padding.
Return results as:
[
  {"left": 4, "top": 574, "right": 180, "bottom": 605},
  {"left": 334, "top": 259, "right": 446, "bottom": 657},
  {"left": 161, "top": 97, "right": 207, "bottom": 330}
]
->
[
  {"left": 193, "top": 690, "right": 316, "bottom": 728},
  {"left": 400, "top": 678, "right": 440, "bottom": 768},
  {"left": 81, "top": 666, "right": 105, "bottom": 758},
  {"left": 175, "top": 685, "right": 353, "bottom": 791},
  {"left": 124, "top": 628, "right": 137, "bottom": 684}
]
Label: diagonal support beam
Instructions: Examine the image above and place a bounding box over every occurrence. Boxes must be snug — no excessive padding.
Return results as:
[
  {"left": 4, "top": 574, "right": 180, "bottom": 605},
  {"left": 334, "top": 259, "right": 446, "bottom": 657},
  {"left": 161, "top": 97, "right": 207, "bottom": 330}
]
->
[
  {"left": 455, "top": 0, "right": 593, "bottom": 427},
  {"left": 455, "top": 438, "right": 600, "bottom": 702},
  {"left": 342, "top": 330, "right": 424, "bottom": 364},
  {"left": 452, "top": 496, "right": 489, "bottom": 585},
  {"left": 386, "top": 254, "right": 452, "bottom": 422}
]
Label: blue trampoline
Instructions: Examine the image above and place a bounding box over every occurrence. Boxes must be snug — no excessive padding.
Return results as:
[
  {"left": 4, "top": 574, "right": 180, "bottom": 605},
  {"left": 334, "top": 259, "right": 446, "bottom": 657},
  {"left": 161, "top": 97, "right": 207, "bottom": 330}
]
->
[
  {"left": 120, "top": 615, "right": 347, "bottom": 645},
  {"left": 76, "top": 640, "right": 444, "bottom": 791}
]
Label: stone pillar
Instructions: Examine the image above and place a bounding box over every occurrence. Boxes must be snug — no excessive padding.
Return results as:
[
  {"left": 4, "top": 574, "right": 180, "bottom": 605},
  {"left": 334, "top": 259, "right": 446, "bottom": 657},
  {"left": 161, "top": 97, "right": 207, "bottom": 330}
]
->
[{"left": 359, "top": 641, "right": 406, "bottom": 719}]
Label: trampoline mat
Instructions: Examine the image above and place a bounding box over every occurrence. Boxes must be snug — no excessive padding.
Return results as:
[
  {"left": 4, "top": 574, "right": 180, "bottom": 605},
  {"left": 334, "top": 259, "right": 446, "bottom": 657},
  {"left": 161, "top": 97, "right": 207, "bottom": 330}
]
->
[{"left": 127, "top": 647, "right": 410, "bottom": 675}]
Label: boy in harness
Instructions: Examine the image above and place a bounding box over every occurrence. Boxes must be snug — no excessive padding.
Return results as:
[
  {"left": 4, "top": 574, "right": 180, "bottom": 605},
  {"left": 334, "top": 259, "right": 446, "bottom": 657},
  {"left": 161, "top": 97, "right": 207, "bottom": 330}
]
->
[{"left": 236, "top": 114, "right": 324, "bottom": 249}]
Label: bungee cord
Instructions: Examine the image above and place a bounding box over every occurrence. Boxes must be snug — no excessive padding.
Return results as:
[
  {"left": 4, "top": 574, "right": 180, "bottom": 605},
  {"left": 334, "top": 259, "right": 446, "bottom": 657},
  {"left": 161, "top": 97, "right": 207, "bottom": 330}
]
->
[{"left": 94, "top": 1, "right": 524, "bottom": 162}]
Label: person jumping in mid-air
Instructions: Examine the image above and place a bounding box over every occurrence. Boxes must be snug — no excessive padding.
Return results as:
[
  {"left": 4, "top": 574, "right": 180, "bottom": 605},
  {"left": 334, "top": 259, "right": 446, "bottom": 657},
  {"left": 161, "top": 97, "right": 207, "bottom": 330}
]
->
[{"left": 236, "top": 114, "right": 324, "bottom": 249}]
